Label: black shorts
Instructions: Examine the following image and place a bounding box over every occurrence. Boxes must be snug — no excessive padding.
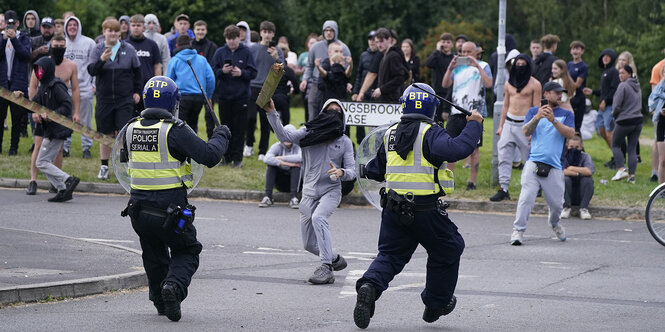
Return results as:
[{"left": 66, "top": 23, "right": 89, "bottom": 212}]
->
[
  {"left": 34, "top": 122, "right": 44, "bottom": 137},
  {"left": 658, "top": 115, "right": 665, "bottom": 142},
  {"left": 95, "top": 98, "right": 134, "bottom": 134}
]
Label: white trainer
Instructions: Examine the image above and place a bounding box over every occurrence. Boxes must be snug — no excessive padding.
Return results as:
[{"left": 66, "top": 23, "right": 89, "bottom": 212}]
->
[
  {"left": 611, "top": 168, "right": 629, "bottom": 181},
  {"left": 580, "top": 208, "right": 592, "bottom": 220},
  {"left": 510, "top": 229, "right": 524, "bottom": 245},
  {"left": 97, "top": 165, "right": 109, "bottom": 180},
  {"left": 560, "top": 207, "right": 571, "bottom": 219},
  {"left": 552, "top": 224, "right": 566, "bottom": 241}
]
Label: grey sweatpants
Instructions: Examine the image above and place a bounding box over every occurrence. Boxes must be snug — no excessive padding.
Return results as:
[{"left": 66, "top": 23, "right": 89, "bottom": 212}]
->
[
  {"left": 64, "top": 96, "right": 94, "bottom": 152},
  {"left": 498, "top": 118, "right": 530, "bottom": 191},
  {"left": 299, "top": 190, "right": 342, "bottom": 264},
  {"left": 36, "top": 138, "right": 70, "bottom": 191},
  {"left": 513, "top": 160, "right": 564, "bottom": 232}
]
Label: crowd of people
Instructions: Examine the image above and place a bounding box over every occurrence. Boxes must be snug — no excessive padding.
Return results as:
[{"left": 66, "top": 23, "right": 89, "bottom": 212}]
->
[{"left": 1, "top": 9, "right": 661, "bottom": 217}]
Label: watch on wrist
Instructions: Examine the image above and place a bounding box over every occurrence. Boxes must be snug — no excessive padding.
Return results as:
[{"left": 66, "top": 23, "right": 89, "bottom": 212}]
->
[{"left": 552, "top": 118, "right": 559, "bottom": 125}]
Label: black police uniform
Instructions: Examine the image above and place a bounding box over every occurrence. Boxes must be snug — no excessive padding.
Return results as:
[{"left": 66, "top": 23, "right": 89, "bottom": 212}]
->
[
  {"left": 356, "top": 117, "right": 481, "bottom": 314},
  {"left": 124, "top": 108, "right": 228, "bottom": 313}
]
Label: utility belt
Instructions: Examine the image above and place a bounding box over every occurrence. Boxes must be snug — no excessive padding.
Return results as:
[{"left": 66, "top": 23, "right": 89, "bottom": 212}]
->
[
  {"left": 379, "top": 188, "right": 448, "bottom": 226},
  {"left": 121, "top": 198, "right": 196, "bottom": 234}
]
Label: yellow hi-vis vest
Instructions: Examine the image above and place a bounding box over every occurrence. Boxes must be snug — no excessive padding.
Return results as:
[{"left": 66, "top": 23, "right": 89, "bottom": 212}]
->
[
  {"left": 126, "top": 119, "right": 193, "bottom": 190},
  {"left": 384, "top": 122, "right": 454, "bottom": 195}
]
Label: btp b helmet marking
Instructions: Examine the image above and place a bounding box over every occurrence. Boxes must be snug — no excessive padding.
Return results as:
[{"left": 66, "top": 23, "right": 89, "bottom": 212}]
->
[
  {"left": 399, "top": 83, "right": 440, "bottom": 119},
  {"left": 143, "top": 76, "right": 181, "bottom": 115}
]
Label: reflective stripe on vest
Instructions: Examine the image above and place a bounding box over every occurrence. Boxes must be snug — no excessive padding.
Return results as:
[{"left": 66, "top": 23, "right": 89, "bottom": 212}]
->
[
  {"left": 384, "top": 122, "right": 454, "bottom": 195},
  {"left": 126, "top": 120, "right": 193, "bottom": 190}
]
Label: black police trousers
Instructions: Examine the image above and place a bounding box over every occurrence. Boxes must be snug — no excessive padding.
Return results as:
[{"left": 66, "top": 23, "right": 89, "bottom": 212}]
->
[
  {"left": 355, "top": 206, "right": 465, "bottom": 309},
  {"left": 130, "top": 200, "right": 203, "bottom": 305}
]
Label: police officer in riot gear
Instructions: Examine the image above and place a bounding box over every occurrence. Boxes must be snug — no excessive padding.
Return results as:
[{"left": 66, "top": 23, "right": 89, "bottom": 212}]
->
[
  {"left": 121, "top": 76, "right": 230, "bottom": 322},
  {"left": 353, "top": 83, "right": 482, "bottom": 328}
]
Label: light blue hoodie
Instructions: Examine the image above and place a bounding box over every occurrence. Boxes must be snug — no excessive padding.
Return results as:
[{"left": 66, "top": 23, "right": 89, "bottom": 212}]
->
[{"left": 167, "top": 48, "right": 215, "bottom": 97}]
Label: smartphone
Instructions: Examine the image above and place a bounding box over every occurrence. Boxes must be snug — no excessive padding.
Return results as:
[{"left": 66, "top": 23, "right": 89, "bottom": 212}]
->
[
  {"left": 541, "top": 98, "right": 548, "bottom": 106},
  {"left": 269, "top": 40, "right": 277, "bottom": 48},
  {"left": 456, "top": 56, "right": 468, "bottom": 65},
  {"left": 224, "top": 59, "right": 232, "bottom": 65}
]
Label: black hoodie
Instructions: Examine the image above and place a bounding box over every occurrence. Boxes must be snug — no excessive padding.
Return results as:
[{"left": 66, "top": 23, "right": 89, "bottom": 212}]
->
[
  {"left": 32, "top": 57, "right": 73, "bottom": 139},
  {"left": 532, "top": 51, "right": 557, "bottom": 86},
  {"left": 593, "top": 48, "right": 620, "bottom": 106}
]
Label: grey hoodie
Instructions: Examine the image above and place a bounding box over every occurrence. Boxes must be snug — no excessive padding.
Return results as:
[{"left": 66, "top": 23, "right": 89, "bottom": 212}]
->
[
  {"left": 267, "top": 98, "right": 356, "bottom": 198},
  {"left": 302, "top": 20, "right": 351, "bottom": 85},
  {"left": 63, "top": 16, "right": 96, "bottom": 99},
  {"left": 144, "top": 14, "right": 171, "bottom": 70},
  {"left": 236, "top": 21, "right": 253, "bottom": 46},
  {"left": 612, "top": 77, "right": 642, "bottom": 122},
  {"left": 22, "top": 10, "right": 40, "bottom": 38},
  {"left": 263, "top": 125, "right": 303, "bottom": 170}
]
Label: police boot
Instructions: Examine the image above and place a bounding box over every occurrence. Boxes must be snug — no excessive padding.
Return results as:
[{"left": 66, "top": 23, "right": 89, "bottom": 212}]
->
[
  {"left": 161, "top": 282, "right": 182, "bottom": 322},
  {"left": 154, "top": 299, "right": 165, "bottom": 315},
  {"left": 422, "top": 295, "right": 456, "bottom": 323},
  {"left": 354, "top": 283, "right": 376, "bottom": 329}
]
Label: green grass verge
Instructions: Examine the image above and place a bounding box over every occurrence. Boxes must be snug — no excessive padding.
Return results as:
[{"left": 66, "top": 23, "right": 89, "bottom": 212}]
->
[{"left": 0, "top": 104, "right": 655, "bottom": 209}]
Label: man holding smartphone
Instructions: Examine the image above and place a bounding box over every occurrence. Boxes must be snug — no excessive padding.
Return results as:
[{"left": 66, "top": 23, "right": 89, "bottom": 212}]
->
[
  {"left": 425, "top": 32, "right": 455, "bottom": 124},
  {"left": 0, "top": 10, "right": 31, "bottom": 156},
  {"left": 211, "top": 25, "right": 257, "bottom": 167},
  {"left": 510, "top": 81, "right": 575, "bottom": 245},
  {"left": 442, "top": 40, "right": 493, "bottom": 190}
]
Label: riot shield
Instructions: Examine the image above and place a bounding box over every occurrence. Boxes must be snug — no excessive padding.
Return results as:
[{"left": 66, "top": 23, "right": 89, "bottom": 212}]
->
[{"left": 355, "top": 123, "right": 395, "bottom": 211}]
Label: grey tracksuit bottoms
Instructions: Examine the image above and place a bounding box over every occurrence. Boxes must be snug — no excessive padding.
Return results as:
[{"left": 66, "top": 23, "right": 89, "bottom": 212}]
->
[{"left": 299, "top": 190, "right": 341, "bottom": 264}]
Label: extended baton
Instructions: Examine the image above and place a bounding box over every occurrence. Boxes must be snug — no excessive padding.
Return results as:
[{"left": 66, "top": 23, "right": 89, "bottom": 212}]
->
[
  {"left": 186, "top": 59, "right": 221, "bottom": 127},
  {"left": 412, "top": 84, "right": 472, "bottom": 116}
]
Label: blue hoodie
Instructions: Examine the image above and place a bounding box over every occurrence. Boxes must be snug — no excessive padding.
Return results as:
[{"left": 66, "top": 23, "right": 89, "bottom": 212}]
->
[
  {"left": 211, "top": 42, "right": 257, "bottom": 101},
  {"left": 167, "top": 48, "right": 215, "bottom": 97}
]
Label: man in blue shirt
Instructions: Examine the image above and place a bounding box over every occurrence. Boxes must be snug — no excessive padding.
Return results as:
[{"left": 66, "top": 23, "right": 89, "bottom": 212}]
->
[{"left": 511, "top": 81, "right": 575, "bottom": 245}]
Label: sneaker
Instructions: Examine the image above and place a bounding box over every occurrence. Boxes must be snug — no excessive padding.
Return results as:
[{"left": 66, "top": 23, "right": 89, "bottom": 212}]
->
[
  {"left": 258, "top": 196, "right": 273, "bottom": 207},
  {"left": 49, "top": 184, "right": 58, "bottom": 193},
  {"left": 97, "top": 165, "right": 109, "bottom": 180},
  {"left": 489, "top": 189, "right": 510, "bottom": 201},
  {"left": 64, "top": 176, "right": 80, "bottom": 197},
  {"left": 423, "top": 295, "right": 457, "bottom": 323},
  {"left": 331, "top": 254, "right": 347, "bottom": 271},
  {"left": 560, "top": 207, "right": 571, "bottom": 219},
  {"left": 580, "top": 208, "right": 592, "bottom": 220},
  {"left": 161, "top": 282, "right": 182, "bottom": 322},
  {"left": 466, "top": 182, "right": 476, "bottom": 190},
  {"left": 627, "top": 176, "right": 635, "bottom": 184},
  {"left": 611, "top": 168, "right": 629, "bottom": 181},
  {"left": 231, "top": 160, "right": 242, "bottom": 168},
  {"left": 258, "top": 154, "right": 265, "bottom": 161},
  {"left": 289, "top": 197, "right": 299, "bottom": 209},
  {"left": 604, "top": 157, "right": 615, "bottom": 169},
  {"left": 48, "top": 190, "right": 72, "bottom": 202},
  {"left": 26, "top": 180, "right": 37, "bottom": 195},
  {"left": 308, "top": 264, "right": 334, "bottom": 284},
  {"left": 512, "top": 162, "right": 524, "bottom": 169},
  {"left": 353, "top": 283, "right": 377, "bottom": 329},
  {"left": 243, "top": 145, "right": 253, "bottom": 157},
  {"left": 62, "top": 149, "right": 70, "bottom": 158},
  {"left": 510, "top": 229, "right": 524, "bottom": 245},
  {"left": 651, "top": 174, "right": 659, "bottom": 183},
  {"left": 154, "top": 299, "right": 165, "bottom": 315},
  {"left": 552, "top": 224, "right": 566, "bottom": 241},
  {"left": 82, "top": 149, "right": 91, "bottom": 159}
]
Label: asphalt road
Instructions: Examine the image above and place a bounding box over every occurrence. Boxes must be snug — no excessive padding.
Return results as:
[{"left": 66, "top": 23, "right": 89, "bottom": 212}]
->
[{"left": 0, "top": 189, "right": 664, "bottom": 331}]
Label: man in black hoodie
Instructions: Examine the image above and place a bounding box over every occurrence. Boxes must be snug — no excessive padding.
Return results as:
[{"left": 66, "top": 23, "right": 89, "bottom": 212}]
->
[
  {"left": 31, "top": 57, "right": 80, "bottom": 202},
  {"left": 532, "top": 34, "right": 559, "bottom": 87},
  {"left": 584, "top": 48, "right": 620, "bottom": 166},
  {"left": 126, "top": 14, "right": 162, "bottom": 117}
]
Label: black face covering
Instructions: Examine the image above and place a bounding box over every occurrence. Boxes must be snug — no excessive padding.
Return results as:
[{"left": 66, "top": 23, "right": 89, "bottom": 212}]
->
[
  {"left": 509, "top": 54, "right": 532, "bottom": 93},
  {"left": 299, "top": 106, "right": 344, "bottom": 148},
  {"left": 566, "top": 148, "right": 582, "bottom": 166},
  {"left": 49, "top": 46, "right": 66, "bottom": 65}
]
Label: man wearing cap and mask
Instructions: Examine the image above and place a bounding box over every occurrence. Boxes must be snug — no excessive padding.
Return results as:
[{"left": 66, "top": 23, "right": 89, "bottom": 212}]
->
[
  {"left": 30, "top": 17, "right": 55, "bottom": 62},
  {"left": 352, "top": 83, "right": 482, "bottom": 328},
  {"left": 27, "top": 33, "right": 81, "bottom": 195},
  {"left": 491, "top": 54, "right": 542, "bottom": 202},
  {"left": 509, "top": 81, "right": 575, "bottom": 246},
  {"left": 0, "top": 10, "right": 32, "bottom": 155}
]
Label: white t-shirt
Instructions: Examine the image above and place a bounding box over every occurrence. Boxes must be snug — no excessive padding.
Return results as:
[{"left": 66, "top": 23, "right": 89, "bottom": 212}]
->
[
  {"left": 286, "top": 51, "right": 297, "bottom": 66},
  {"left": 450, "top": 60, "right": 492, "bottom": 115}
]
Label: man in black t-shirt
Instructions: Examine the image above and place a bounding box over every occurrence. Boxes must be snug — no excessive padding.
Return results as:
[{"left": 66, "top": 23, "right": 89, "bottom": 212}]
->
[{"left": 126, "top": 14, "right": 162, "bottom": 116}]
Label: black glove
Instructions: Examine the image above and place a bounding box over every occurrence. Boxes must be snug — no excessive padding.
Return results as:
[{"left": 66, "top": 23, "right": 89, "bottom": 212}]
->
[
  {"left": 359, "top": 164, "right": 367, "bottom": 178},
  {"left": 213, "top": 125, "right": 231, "bottom": 140}
]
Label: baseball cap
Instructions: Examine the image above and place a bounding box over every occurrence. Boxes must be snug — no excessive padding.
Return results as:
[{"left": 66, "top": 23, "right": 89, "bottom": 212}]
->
[
  {"left": 175, "top": 13, "right": 189, "bottom": 22},
  {"left": 543, "top": 81, "right": 567, "bottom": 93},
  {"left": 455, "top": 34, "right": 469, "bottom": 42},
  {"left": 367, "top": 30, "right": 376, "bottom": 39},
  {"left": 4, "top": 10, "right": 18, "bottom": 24},
  {"left": 41, "top": 17, "right": 55, "bottom": 27}
]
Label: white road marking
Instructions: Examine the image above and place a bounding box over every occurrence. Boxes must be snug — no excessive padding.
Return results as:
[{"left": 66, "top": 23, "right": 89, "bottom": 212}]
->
[
  {"left": 78, "top": 238, "right": 134, "bottom": 243},
  {"left": 243, "top": 251, "right": 305, "bottom": 256}
]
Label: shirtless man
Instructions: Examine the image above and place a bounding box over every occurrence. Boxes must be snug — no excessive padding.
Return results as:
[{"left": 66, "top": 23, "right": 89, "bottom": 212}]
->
[
  {"left": 491, "top": 54, "right": 541, "bottom": 201},
  {"left": 26, "top": 34, "right": 80, "bottom": 195}
]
